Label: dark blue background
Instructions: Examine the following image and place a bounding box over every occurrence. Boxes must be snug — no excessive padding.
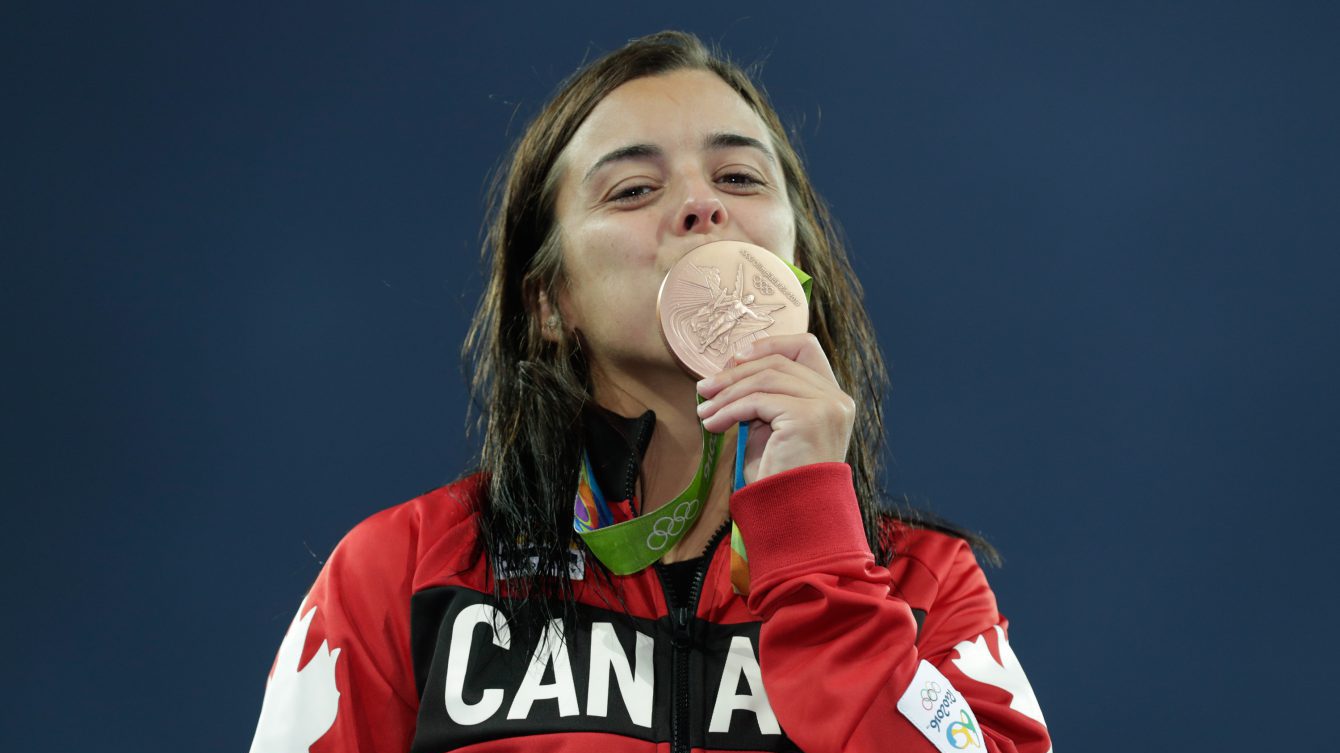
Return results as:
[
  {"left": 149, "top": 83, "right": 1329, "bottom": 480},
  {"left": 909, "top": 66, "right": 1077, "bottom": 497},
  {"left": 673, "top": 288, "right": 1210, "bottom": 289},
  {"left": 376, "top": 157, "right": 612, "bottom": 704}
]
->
[{"left": 4, "top": 3, "right": 1336, "bottom": 751}]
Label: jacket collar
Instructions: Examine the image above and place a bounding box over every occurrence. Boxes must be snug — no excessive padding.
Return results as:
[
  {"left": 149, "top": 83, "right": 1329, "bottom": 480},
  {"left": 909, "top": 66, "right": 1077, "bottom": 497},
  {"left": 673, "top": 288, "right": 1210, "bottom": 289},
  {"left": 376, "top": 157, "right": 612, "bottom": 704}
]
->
[{"left": 581, "top": 403, "right": 656, "bottom": 505}]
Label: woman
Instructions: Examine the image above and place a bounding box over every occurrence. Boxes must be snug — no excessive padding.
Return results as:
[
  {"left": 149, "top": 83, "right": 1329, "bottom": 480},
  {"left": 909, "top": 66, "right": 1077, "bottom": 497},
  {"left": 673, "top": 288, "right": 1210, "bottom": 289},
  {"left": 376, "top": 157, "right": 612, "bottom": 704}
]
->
[{"left": 250, "top": 31, "right": 1052, "bottom": 753}]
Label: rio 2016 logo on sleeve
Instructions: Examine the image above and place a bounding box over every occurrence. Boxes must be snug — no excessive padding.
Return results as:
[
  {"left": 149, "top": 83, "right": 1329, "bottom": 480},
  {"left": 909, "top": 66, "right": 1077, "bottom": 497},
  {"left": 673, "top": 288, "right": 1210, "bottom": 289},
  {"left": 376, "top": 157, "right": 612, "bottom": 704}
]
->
[
  {"left": 945, "top": 709, "right": 981, "bottom": 749},
  {"left": 897, "top": 660, "right": 987, "bottom": 753}
]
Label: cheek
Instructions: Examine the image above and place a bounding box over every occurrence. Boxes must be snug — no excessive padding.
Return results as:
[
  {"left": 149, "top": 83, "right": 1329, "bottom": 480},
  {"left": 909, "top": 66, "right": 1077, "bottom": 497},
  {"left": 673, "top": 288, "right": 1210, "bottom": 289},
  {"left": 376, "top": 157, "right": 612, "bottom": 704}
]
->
[
  {"left": 560, "top": 222, "right": 662, "bottom": 320},
  {"left": 571, "top": 214, "right": 655, "bottom": 263},
  {"left": 780, "top": 210, "right": 798, "bottom": 264},
  {"left": 576, "top": 223, "right": 664, "bottom": 295},
  {"left": 747, "top": 202, "right": 798, "bottom": 264}
]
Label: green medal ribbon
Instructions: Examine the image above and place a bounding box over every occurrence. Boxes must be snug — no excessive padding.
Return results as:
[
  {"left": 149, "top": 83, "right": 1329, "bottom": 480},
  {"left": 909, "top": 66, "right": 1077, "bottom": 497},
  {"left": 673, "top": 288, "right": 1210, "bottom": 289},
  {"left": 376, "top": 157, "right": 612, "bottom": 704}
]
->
[
  {"left": 574, "top": 260, "right": 813, "bottom": 580},
  {"left": 786, "top": 262, "right": 813, "bottom": 301},
  {"left": 575, "top": 415, "right": 725, "bottom": 575}
]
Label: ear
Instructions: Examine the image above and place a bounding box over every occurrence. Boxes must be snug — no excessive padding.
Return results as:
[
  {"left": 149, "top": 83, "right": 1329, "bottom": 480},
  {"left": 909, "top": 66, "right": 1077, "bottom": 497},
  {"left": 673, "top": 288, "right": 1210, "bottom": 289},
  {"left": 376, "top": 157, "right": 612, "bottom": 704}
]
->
[{"left": 536, "top": 288, "right": 563, "bottom": 344}]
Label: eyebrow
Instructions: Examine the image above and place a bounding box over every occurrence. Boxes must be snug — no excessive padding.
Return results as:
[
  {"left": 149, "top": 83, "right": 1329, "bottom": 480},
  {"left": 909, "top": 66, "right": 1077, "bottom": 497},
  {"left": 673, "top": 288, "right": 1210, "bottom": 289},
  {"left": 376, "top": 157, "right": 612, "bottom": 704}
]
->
[
  {"left": 581, "top": 132, "right": 777, "bottom": 185},
  {"left": 705, "top": 132, "right": 776, "bottom": 164},
  {"left": 582, "top": 143, "right": 661, "bottom": 184}
]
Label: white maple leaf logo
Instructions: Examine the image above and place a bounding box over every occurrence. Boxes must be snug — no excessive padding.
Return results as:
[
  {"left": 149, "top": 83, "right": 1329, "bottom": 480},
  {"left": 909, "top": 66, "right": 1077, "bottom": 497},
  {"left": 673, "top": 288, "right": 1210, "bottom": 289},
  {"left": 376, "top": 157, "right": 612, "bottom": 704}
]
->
[
  {"left": 249, "top": 600, "right": 342, "bottom": 753},
  {"left": 950, "top": 625, "right": 1048, "bottom": 733}
]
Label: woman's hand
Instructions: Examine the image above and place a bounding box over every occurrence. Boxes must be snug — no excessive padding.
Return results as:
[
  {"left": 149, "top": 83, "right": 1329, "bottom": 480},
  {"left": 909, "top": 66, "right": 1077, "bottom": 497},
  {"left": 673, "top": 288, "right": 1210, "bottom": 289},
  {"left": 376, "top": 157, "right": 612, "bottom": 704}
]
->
[{"left": 694, "top": 333, "right": 855, "bottom": 483}]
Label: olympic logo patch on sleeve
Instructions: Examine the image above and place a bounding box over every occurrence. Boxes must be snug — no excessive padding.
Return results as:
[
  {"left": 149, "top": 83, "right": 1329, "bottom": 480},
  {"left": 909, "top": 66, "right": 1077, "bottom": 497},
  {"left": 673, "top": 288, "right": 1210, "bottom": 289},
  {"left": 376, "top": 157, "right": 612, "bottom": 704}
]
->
[{"left": 896, "top": 660, "right": 984, "bottom": 752}]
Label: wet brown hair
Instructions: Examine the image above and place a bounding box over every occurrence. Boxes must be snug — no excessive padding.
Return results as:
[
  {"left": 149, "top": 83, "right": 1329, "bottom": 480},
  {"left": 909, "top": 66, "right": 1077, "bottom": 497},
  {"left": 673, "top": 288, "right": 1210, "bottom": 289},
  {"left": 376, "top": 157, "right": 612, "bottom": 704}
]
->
[{"left": 462, "top": 30, "right": 994, "bottom": 613}]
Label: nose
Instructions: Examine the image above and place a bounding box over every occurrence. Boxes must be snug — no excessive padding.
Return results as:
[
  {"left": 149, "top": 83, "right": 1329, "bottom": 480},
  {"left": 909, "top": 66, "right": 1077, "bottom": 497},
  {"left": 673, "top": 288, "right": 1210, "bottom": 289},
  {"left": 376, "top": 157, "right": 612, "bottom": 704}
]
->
[{"left": 673, "top": 194, "right": 728, "bottom": 235}]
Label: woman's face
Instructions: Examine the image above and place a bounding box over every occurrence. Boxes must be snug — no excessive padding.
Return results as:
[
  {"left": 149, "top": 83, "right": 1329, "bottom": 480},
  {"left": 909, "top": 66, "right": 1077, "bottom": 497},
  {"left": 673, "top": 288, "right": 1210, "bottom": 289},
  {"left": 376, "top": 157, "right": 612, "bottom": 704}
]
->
[{"left": 550, "top": 68, "right": 797, "bottom": 377}]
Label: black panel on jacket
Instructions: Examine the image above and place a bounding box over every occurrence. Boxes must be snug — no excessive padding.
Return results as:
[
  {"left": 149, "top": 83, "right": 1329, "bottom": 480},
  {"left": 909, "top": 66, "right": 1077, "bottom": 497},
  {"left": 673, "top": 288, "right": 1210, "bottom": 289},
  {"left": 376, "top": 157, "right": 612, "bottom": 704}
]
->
[
  {"left": 581, "top": 404, "right": 656, "bottom": 510},
  {"left": 408, "top": 587, "right": 800, "bottom": 752}
]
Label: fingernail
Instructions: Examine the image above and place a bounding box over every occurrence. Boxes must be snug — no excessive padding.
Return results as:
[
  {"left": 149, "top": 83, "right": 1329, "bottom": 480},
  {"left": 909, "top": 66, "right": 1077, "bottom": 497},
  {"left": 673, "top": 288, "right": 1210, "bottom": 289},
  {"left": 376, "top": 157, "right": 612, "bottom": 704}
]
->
[
  {"left": 696, "top": 377, "right": 713, "bottom": 392},
  {"left": 734, "top": 343, "right": 752, "bottom": 359},
  {"left": 696, "top": 399, "right": 713, "bottom": 415}
]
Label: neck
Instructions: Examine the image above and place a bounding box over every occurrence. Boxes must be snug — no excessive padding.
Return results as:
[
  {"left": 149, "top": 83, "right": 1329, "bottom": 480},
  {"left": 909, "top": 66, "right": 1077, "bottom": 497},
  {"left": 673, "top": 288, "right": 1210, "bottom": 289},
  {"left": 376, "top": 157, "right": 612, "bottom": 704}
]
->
[
  {"left": 591, "top": 362, "right": 703, "bottom": 501},
  {"left": 590, "top": 360, "right": 736, "bottom": 563}
]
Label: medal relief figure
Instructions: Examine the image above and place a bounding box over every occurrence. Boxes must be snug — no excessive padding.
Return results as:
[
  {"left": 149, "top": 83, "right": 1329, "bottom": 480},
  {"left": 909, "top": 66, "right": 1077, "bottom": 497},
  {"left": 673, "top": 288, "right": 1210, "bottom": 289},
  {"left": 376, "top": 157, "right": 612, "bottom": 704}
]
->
[{"left": 674, "top": 262, "right": 785, "bottom": 356}]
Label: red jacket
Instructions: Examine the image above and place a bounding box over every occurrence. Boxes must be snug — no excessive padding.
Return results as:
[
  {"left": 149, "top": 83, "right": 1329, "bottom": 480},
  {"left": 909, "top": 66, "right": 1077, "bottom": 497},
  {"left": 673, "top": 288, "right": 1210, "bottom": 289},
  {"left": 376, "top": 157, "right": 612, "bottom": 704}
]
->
[{"left": 249, "top": 463, "right": 1052, "bottom": 753}]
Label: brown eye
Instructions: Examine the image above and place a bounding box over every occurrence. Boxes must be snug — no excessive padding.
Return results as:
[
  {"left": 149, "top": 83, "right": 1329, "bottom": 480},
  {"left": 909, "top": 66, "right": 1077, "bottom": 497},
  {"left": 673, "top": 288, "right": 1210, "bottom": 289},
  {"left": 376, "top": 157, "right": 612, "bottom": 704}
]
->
[
  {"left": 717, "top": 172, "right": 763, "bottom": 189},
  {"left": 611, "top": 185, "right": 655, "bottom": 203}
]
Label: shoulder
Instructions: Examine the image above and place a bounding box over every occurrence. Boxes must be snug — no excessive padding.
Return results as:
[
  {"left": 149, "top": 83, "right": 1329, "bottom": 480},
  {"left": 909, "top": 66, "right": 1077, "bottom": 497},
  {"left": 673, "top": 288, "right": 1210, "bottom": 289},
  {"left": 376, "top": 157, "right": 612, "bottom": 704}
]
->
[
  {"left": 324, "top": 472, "right": 489, "bottom": 592},
  {"left": 259, "top": 475, "right": 491, "bottom": 732},
  {"left": 336, "top": 472, "right": 485, "bottom": 554},
  {"left": 881, "top": 518, "right": 978, "bottom": 582}
]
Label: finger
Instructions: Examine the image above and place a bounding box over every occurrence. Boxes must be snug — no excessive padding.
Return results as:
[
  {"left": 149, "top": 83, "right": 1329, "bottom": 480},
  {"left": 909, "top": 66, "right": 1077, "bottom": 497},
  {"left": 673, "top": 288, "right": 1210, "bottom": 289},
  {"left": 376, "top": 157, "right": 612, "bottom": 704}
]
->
[
  {"left": 699, "top": 391, "right": 809, "bottom": 433},
  {"left": 697, "top": 366, "right": 832, "bottom": 419},
  {"left": 697, "top": 352, "right": 834, "bottom": 401},
  {"left": 729, "top": 333, "right": 837, "bottom": 384}
]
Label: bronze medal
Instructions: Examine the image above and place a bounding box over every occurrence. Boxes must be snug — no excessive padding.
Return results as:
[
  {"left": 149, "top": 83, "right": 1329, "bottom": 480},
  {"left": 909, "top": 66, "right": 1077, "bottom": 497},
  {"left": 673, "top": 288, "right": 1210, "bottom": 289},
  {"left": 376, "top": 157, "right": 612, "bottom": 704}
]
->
[{"left": 656, "top": 240, "right": 810, "bottom": 379}]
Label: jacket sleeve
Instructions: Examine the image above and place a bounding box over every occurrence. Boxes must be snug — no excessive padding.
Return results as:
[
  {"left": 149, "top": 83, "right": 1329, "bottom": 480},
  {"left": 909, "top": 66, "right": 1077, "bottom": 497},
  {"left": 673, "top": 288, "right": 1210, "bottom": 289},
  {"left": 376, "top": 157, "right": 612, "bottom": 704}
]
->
[
  {"left": 248, "top": 504, "right": 421, "bottom": 753},
  {"left": 730, "top": 462, "right": 1053, "bottom": 753}
]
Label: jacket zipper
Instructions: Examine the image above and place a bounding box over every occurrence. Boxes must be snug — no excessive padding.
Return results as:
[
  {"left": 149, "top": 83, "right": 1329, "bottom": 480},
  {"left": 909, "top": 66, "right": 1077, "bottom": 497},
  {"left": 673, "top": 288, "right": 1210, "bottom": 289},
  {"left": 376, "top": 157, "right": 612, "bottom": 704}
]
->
[
  {"left": 657, "top": 525, "right": 729, "bottom": 753},
  {"left": 625, "top": 415, "right": 655, "bottom": 515}
]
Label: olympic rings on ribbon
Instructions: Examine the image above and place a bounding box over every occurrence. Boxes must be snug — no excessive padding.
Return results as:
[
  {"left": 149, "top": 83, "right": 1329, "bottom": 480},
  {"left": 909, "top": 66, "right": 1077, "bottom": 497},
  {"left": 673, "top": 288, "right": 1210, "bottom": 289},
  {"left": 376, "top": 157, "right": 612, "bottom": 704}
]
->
[{"left": 644, "top": 499, "right": 702, "bottom": 551}]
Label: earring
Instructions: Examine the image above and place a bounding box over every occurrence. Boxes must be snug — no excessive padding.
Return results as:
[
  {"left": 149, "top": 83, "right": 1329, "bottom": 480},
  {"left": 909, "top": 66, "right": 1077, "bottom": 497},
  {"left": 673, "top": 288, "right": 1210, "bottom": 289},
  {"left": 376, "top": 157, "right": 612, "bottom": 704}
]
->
[{"left": 543, "top": 313, "right": 562, "bottom": 332}]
